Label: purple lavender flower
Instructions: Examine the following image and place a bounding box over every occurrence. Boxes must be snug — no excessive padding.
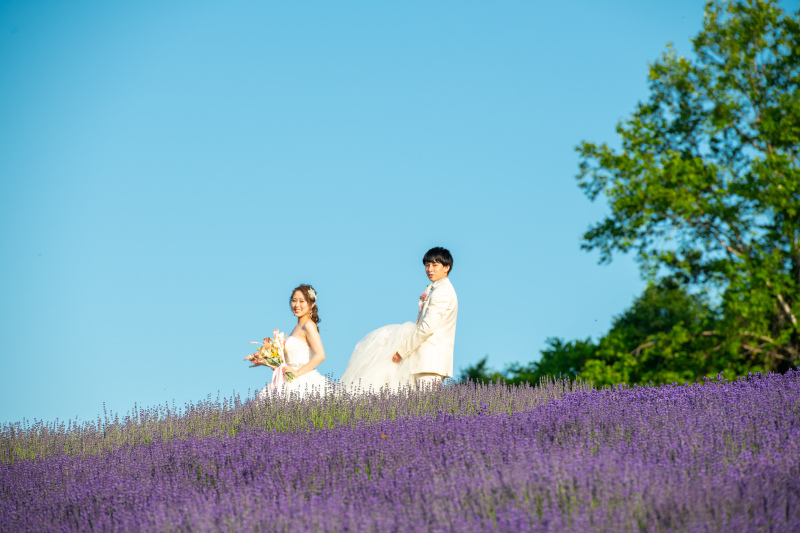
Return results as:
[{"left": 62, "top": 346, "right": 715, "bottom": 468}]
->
[{"left": 1, "top": 372, "right": 798, "bottom": 531}]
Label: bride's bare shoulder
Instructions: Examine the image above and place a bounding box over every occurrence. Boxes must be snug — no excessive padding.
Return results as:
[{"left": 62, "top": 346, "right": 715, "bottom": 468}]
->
[{"left": 302, "top": 320, "right": 320, "bottom": 336}]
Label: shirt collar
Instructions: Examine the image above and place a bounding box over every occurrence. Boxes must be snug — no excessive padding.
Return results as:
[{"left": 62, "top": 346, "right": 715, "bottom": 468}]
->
[{"left": 432, "top": 277, "right": 447, "bottom": 289}]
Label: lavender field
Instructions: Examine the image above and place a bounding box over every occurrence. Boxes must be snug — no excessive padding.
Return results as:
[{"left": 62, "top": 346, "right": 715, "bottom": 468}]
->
[{"left": 2, "top": 373, "right": 799, "bottom": 532}]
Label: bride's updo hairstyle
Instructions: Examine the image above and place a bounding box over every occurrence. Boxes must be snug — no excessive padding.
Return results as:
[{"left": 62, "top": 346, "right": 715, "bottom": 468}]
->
[{"left": 291, "top": 284, "right": 320, "bottom": 326}]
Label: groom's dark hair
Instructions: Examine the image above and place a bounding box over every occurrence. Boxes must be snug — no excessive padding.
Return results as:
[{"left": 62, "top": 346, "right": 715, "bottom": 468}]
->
[{"left": 422, "top": 247, "right": 453, "bottom": 273}]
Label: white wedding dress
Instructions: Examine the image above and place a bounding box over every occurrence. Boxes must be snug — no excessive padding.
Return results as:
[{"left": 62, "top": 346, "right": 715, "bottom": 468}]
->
[
  {"left": 339, "top": 322, "right": 418, "bottom": 392},
  {"left": 258, "top": 335, "right": 330, "bottom": 399}
]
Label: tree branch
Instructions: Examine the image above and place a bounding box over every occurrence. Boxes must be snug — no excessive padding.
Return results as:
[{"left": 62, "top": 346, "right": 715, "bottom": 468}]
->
[
  {"left": 665, "top": 212, "right": 745, "bottom": 259},
  {"left": 708, "top": 330, "right": 773, "bottom": 355},
  {"left": 765, "top": 280, "right": 798, "bottom": 327},
  {"left": 729, "top": 119, "right": 762, "bottom": 152},
  {"left": 742, "top": 343, "right": 764, "bottom": 354},
  {"left": 630, "top": 340, "right": 656, "bottom": 358},
  {"left": 741, "top": 331, "right": 776, "bottom": 344}
]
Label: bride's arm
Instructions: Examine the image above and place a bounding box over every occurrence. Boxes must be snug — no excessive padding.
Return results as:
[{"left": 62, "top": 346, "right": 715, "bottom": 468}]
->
[{"left": 287, "top": 322, "right": 326, "bottom": 378}]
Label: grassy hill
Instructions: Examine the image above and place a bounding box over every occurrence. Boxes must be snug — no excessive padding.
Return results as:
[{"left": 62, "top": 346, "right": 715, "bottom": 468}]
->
[{"left": 1, "top": 373, "right": 798, "bottom": 531}]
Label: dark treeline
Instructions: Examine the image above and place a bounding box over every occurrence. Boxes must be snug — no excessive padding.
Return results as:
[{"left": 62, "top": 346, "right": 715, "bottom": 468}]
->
[{"left": 464, "top": 0, "right": 800, "bottom": 386}]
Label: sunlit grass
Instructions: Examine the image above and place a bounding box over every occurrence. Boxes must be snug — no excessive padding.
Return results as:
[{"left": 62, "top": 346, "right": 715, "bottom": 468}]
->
[{"left": 1, "top": 377, "right": 590, "bottom": 464}]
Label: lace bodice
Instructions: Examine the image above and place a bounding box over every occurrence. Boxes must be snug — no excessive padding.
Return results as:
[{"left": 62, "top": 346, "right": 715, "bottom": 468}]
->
[
  {"left": 284, "top": 336, "right": 313, "bottom": 368},
  {"left": 258, "top": 334, "right": 328, "bottom": 400}
]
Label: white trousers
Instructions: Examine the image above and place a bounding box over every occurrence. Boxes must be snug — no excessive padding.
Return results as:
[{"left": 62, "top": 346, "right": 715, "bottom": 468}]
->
[{"left": 414, "top": 373, "right": 444, "bottom": 388}]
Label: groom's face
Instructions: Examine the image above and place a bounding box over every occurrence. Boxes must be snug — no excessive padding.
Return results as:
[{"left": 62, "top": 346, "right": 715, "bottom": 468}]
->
[{"left": 425, "top": 261, "right": 450, "bottom": 282}]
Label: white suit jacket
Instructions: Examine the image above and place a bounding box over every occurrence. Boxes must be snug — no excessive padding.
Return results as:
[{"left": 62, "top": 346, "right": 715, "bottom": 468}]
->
[{"left": 397, "top": 277, "right": 458, "bottom": 377}]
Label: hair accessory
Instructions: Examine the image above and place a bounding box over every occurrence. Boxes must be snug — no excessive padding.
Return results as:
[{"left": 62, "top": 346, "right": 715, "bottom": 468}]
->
[{"left": 307, "top": 287, "right": 316, "bottom": 301}]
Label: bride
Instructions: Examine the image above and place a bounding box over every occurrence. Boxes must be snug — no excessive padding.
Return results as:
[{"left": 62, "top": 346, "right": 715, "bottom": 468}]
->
[
  {"left": 256, "top": 284, "right": 329, "bottom": 398},
  {"left": 254, "top": 280, "right": 427, "bottom": 398}
]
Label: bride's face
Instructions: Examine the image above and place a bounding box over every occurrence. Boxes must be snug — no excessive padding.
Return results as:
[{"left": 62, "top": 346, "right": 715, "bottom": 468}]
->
[{"left": 291, "top": 291, "right": 311, "bottom": 318}]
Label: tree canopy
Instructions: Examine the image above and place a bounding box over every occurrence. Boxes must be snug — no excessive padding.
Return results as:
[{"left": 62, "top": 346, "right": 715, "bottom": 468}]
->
[
  {"left": 462, "top": 0, "right": 800, "bottom": 386},
  {"left": 462, "top": 279, "right": 720, "bottom": 386},
  {"left": 579, "top": 0, "right": 799, "bottom": 376}
]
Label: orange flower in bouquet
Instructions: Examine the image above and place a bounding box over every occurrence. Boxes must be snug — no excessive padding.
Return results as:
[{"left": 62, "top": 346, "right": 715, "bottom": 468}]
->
[{"left": 245, "top": 329, "right": 294, "bottom": 381}]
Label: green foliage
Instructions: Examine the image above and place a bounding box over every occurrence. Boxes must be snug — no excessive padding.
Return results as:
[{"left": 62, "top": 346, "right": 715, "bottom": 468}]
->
[
  {"left": 459, "top": 356, "right": 504, "bottom": 384},
  {"left": 581, "top": 279, "right": 723, "bottom": 385},
  {"left": 577, "top": 0, "right": 800, "bottom": 372},
  {"left": 466, "top": 0, "right": 800, "bottom": 386},
  {"left": 506, "top": 337, "right": 597, "bottom": 384},
  {"left": 461, "top": 279, "right": 727, "bottom": 386}
]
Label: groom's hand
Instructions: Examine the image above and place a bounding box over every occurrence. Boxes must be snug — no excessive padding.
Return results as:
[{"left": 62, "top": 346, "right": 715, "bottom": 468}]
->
[{"left": 392, "top": 352, "right": 402, "bottom": 363}]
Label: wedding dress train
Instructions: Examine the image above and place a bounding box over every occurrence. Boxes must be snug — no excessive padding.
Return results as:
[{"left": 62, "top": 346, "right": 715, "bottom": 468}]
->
[{"left": 339, "top": 322, "right": 417, "bottom": 392}]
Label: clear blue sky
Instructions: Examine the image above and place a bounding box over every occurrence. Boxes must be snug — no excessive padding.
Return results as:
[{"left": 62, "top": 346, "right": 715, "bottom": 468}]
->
[{"left": 3, "top": 0, "right": 792, "bottom": 424}]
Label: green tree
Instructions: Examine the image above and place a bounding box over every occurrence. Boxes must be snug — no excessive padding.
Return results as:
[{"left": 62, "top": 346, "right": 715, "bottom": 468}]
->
[
  {"left": 577, "top": 0, "right": 800, "bottom": 373},
  {"left": 506, "top": 336, "right": 596, "bottom": 384},
  {"left": 459, "top": 337, "right": 596, "bottom": 386},
  {"left": 579, "top": 278, "right": 721, "bottom": 385},
  {"left": 458, "top": 355, "right": 503, "bottom": 384},
  {"left": 460, "top": 279, "right": 719, "bottom": 386}
]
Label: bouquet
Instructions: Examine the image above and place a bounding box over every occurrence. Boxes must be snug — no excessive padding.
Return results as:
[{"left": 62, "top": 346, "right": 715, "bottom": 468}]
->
[{"left": 245, "top": 329, "right": 294, "bottom": 382}]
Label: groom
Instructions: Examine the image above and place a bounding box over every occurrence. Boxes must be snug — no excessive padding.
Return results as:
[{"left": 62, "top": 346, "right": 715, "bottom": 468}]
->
[{"left": 392, "top": 247, "right": 458, "bottom": 387}]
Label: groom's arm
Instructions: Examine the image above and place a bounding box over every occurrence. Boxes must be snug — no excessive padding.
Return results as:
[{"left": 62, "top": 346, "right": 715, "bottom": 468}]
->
[{"left": 395, "top": 289, "right": 451, "bottom": 360}]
